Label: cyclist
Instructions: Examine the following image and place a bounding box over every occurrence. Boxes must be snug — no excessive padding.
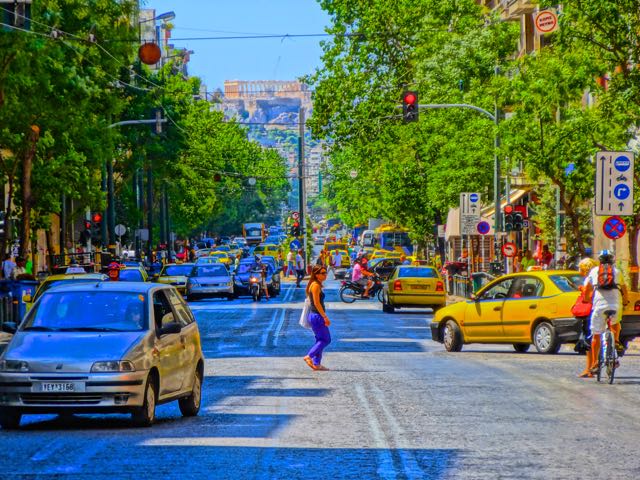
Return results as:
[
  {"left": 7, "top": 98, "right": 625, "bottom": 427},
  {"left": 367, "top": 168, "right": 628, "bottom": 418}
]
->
[{"left": 583, "top": 249, "right": 629, "bottom": 374}]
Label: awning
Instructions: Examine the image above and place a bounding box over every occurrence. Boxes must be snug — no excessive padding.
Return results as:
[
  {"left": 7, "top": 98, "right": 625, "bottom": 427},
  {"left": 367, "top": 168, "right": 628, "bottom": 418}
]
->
[{"left": 482, "top": 188, "right": 530, "bottom": 217}]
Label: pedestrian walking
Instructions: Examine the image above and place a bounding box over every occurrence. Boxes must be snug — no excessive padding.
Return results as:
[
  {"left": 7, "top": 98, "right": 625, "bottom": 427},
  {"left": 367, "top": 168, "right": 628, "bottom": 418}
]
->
[
  {"left": 303, "top": 265, "right": 331, "bottom": 371},
  {"left": 286, "top": 249, "right": 295, "bottom": 278},
  {"left": 295, "top": 249, "right": 305, "bottom": 287},
  {"left": 2, "top": 254, "right": 15, "bottom": 280}
]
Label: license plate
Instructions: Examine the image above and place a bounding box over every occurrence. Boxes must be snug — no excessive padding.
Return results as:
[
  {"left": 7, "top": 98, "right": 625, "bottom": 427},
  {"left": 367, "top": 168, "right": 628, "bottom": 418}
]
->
[
  {"left": 411, "top": 284, "right": 429, "bottom": 290},
  {"left": 41, "top": 383, "right": 75, "bottom": 393}
]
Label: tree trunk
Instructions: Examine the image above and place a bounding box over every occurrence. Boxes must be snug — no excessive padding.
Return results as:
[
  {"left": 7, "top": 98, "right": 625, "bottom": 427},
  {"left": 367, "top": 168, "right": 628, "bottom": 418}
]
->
[
  {"left": 19, "top": 125, "right": 39, "bottom": 258},
  {"left": 0, "top": 175, "right": 14, "bottom": 257},
  {"left": 562, "top": 199, "right": 586, "bottom": 256}
]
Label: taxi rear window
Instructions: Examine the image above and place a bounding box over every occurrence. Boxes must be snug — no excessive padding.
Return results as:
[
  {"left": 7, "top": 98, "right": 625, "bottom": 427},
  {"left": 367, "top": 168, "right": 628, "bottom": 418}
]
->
[
  {"left": 550, "top": 274, "right": 583, "bottom": 292},
  {"left": 397, "top": 267, "right": 437, "bottom": 278}
]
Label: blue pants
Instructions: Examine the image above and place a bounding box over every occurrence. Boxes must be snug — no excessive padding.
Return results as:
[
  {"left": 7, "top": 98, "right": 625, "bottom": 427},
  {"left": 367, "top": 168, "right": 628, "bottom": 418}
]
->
[{"left": 307, "top": 312, "right": 331, "bottom": 366}]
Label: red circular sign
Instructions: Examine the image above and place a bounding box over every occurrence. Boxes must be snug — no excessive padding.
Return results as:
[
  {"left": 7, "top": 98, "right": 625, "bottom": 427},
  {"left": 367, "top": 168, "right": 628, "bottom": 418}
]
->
[
  {"left": 501, "top": 242, "right": 517, "bottom": 258},
  {"left": 138, "top": 43, "right": 162, "bottom": 65},
  {"left": 535, "top": 10, "right": 558, "bottom": 34},
  {"left": 603, "top": 216, "right": 627, "bottom": 240}
]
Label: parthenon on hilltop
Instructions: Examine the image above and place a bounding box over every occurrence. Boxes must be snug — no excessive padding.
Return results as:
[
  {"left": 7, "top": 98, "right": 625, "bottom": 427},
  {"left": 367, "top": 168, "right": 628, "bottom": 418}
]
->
[{"left": 224, "top": 80, "right": 310, "bottom": 101}]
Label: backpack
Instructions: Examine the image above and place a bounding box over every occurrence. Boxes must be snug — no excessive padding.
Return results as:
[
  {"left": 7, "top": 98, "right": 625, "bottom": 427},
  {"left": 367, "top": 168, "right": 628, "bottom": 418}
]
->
[{"left": 597, "top": 264, "right": 617, "bottom": 290}]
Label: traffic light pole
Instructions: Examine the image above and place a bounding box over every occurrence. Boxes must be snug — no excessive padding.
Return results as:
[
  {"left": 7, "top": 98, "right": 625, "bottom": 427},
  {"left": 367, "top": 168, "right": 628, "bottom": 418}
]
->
[
  {"left": 415, "top": 102, "right": 501, "bottom": 262},
  {"left": 298, "top": 107, "right": 308, "bottom": 269}
]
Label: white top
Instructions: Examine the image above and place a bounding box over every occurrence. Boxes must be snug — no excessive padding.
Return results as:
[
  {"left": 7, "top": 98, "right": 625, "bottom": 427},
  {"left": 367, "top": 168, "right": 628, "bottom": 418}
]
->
[
  {"left": 584, "top": 265, "right": 622, "bottom": 308},
  {"left": 287, "top": 251, "right": 294, "bottom": 262},
  {"left": 332, "top": 252, "right": 342, "bottom": 267}
]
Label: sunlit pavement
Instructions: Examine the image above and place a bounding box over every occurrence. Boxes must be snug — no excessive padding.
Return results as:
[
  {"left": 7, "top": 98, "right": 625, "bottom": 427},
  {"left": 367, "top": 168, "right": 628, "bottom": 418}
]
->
[{"left": 3, "top": 280, "right": 640, "bottom": 479}]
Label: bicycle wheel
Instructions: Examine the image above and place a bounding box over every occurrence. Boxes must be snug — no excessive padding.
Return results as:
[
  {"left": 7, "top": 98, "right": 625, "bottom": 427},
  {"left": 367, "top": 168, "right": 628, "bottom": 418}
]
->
[
  {"left": 596, "top": 343, "right": 603, "bottom": 383},
  {"left": 605, "top": 331, "right": 617, "bottom": 384}
]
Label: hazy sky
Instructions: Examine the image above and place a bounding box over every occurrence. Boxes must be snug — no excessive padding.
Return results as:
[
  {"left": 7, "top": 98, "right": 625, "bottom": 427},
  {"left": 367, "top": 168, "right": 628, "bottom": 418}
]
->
[{"left": 143, "top": 0, "right": 331, "bottom": 91}]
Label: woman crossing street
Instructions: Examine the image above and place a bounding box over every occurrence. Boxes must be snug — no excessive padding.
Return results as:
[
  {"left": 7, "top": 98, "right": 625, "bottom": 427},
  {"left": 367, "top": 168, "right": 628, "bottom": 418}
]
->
[{"left": 303, "top": 265, "right": 332, "bottom": 371}]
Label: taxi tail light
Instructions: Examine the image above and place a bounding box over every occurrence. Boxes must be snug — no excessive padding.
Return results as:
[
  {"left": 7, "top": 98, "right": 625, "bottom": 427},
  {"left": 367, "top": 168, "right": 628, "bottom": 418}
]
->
[
  {"left": 393, "top": 280, "right": 402, "bottom": 291},
  {"left": 634, "top": 301, "right": 640, "bottom": 312},
  {"left": 436, "top": 281, "right": 444, "bottom": 292}
]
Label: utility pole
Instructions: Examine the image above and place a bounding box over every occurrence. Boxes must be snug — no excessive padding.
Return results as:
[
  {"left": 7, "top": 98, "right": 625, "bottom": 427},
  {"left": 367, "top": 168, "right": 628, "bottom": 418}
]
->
[
  {"left": 107, "top": 159, "right": 115, "bottom": 251},
  {"left": 298, "top": 107, "right": 307, "bottom": 268}
]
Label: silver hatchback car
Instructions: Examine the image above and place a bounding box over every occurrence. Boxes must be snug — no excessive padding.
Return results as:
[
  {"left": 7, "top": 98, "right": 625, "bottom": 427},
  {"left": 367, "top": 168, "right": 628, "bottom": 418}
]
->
[{"left": 0, "top": 282, "right": 204, "bottom": 429}]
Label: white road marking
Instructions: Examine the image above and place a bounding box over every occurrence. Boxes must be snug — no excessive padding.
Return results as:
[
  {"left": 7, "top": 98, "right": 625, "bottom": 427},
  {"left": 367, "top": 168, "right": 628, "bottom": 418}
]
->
[
  {"left": 354, "top": 383, "right": 398, "bottom": 480},
  {"left": 371, "top": 384, "right": 425, "bottom": 480},
  {"left": 260, "top": 284, "right": 294, "bottom": 347}
]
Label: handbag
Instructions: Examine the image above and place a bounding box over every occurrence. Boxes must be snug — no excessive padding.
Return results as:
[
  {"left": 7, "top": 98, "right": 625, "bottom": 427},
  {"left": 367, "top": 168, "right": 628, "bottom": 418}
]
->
[
  {"left": 571, "top": 289, "right": 592, "bottom": 318},
  {"left": 299, "top": 297, "right": 312, "bottom": 329}
]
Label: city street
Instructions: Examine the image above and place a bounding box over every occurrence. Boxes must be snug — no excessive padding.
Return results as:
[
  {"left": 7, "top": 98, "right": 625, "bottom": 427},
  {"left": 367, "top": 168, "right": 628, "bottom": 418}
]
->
[{"left": 2, "top": 280, "right": 640, "bottom": 479}]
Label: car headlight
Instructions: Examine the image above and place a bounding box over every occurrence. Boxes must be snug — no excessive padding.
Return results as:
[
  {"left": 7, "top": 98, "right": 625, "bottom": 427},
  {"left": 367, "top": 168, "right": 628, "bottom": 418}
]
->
[
  {"left": 91, "top": 361, "right": 135, "bottom": 373},
  {"left": 0, "top": 360, "right": 29, "bottom": 372}
]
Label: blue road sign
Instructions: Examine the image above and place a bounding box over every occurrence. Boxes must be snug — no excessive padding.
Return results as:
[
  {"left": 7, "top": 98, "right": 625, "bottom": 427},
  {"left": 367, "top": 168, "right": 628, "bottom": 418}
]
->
[
  {"left": 290, "top": 239, "right": 301, "bottom": 250},
  {"left": 469, "top": 193, "right": 479, "bottom": 203},
  {"left": 614, "top": 184, "right": 631, "bottom": 200},
  {"left": 477, "top": 221, "right": 490, "bottom": 235},
  {"left": 603, "top": 216, "right": 626, "bottom": 240},
  {"left": 614, "top": 155, "right": 631, "bottom": 172}
]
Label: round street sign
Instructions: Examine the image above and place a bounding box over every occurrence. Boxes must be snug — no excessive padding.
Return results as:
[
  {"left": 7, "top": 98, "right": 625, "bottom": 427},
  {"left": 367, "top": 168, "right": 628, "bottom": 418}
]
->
[
  {"left": 115, "top": 224, "right": 126, "bottom": 236},
  {"left": 603, "top": 216, "right": 626, "bottom": 240},
  {"left": 469, "top": 193, "right": 479, "bottom": 203},
  {"left": 535, "top": 10, "right": 558, "bottom": 34},
  {"left": 501, "top": 242, "right": 517, "bottom": 258},
  {"left": 614, "top": 184, "right": 631, "bottom": 200},
  {"left": 291, "top": 211, "right": 300, "bottom": 220},
  {"left": 477, "top": 221, "right": 490, "bottom": 235},
  {"left": 614, "top": 155, "right": 631, "bottom": 172}
]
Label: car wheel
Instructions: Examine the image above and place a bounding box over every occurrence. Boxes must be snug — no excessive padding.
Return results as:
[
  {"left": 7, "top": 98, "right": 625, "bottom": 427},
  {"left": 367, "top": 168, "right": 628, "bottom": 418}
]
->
[
  {"left": 179, "top": 369, "right": 202, "bottom": 417},
  {"left": 443, "top": 320, "right": 463, "bottom": 352},
  {"left": 131, "top": 375, "right": 157, "bottom": 427},
  {"left": 533, "top": 321, "right": 561, "bottom": 354},
  {"left": 377, "top": 289, "right": 384, "bottom": 303},
  {"left": 0, "top": 409, "right": 22, "bottom": 430},
  {"left": 513, "top": 343, "right": 530, "bottom": 353}
]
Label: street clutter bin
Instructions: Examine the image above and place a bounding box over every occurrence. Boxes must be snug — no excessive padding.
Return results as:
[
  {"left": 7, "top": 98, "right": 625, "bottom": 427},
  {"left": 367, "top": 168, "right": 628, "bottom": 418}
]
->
[{"left": 0, "top": 279, "right": 39, "bottom": 325}]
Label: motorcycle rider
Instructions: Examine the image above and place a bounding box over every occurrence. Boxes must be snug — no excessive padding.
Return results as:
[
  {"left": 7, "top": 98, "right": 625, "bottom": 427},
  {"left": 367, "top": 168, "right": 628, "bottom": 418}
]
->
[
  {"left": 251, "top": 254, "right": 270, "bottom": 300},
  {"left": 351, "top": 256, "right": 373, "bottom": 298}
]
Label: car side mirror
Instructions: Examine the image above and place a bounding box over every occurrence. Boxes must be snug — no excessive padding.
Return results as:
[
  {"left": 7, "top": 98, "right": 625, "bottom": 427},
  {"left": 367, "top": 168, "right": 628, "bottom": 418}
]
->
[
  {"left": 1, "top": 322, "right": 17, "bottom": 334},
  {"left": 159, "top": 322, "right": 181, "bottom": 336}
]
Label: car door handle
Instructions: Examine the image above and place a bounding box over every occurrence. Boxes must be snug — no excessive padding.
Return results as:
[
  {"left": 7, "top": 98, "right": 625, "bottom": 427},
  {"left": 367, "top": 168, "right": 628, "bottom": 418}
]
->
[
  {"left": 529, "top": 304, "right": 538, "bottom": 309},
  {"left": 493, "top": 306, "right": 502, "bottom": 311},
  {"left": 180, "top": 336, "right": 186, "bottom": 349}
]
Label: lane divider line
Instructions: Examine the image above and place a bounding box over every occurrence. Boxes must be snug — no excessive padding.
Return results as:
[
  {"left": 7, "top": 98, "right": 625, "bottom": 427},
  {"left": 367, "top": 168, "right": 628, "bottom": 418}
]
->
[
  {"left": 354, "top": 383, "right": 398, "bottom": 480},
  {"left": 260, "top": 283, "right": 294, "bottom": 348},
  {"left": 272, "top": 283, "right": 295, "bottom": 347}
]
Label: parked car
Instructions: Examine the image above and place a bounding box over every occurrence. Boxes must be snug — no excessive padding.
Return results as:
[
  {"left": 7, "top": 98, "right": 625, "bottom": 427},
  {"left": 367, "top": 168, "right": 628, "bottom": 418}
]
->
[
  {"left": 0, "top": 282, "right": 204, "bottom": 429},
  {"left": 153, "top": 263, "right": 194, "bottom": 295},
  {"left": 186, "top": 263, "right": 234, "bottom": 301},
  {"left": 382, "top": 266, "right": 446, "bottom": 313},
  {"left": 428, "top": 270, "right": 640, "bottom": 354}
]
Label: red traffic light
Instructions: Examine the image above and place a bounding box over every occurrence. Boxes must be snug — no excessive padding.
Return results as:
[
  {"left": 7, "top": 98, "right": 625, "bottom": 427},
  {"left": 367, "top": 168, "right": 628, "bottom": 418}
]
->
[
  {"left": 503, "top": 204, "right": 514, "bottom": 214},
  {"left": 92, "top": 212, "right": 103, "bottom": 223},
  {"left": 403, "top": 92, "right": 417, "bottom": 105},
  {"left": 293, "top": 221, "right": 299, "bottom": 227},
  {"left": 84, "top": 220, "right": 92, "bottom": 230}
]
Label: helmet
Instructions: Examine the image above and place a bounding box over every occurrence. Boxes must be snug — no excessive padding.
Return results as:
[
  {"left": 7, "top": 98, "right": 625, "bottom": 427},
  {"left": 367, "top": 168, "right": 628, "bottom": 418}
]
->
[{"left": 598, "top": 249, "right": 614, "bottom": 264}]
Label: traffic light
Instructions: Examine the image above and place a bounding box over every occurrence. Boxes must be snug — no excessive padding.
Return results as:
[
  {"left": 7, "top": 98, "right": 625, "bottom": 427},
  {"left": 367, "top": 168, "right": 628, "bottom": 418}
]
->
[
  {"left": 0, "top": 211, "right": 5, "bottom": 236},
  {"left": 402, "top": 91, "right": 419, "bottom": 123},
  {"left": 81, "top": 220, "right": 92, "bottom": 245},
  {"left": 513, "top": 210, "right": 524, "bottom": 231},
  {"left": 503, "top": 204, "right": 514, "bottom": 232},
  {"left": 291, "top": 221, "right": 300, "bottom": 237},
  {"left": 91, "top": 212, "right": 103, "bottom": 244}
]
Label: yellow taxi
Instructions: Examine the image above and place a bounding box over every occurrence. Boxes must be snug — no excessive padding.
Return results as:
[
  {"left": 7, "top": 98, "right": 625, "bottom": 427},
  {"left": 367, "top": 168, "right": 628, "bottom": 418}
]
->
[
  {"left": 117, "top": 266, "right": 149, "bottom": 282},
  {"left": 154, "top": 263, "right": 194, "bottom": 294},
  {"left": 382, "top": 265, "right": 446, "bottom": 313},
  {"left": 209, "top": 251, "right": 233, "bottom": 267},
  {"left": 253, "top": 244, "right": 280, "bottom": 257},
  {"left": 371, "top": 249, "right": 402, "bottom": 260},
  {"left": 24, "top": 273, "right": 109, "bottom": 310},
  {"left": 429, "top": 270, "right": 587, "bottom": 354},
  {"left": 323, "top": 241, "right": 347, "bottom": 253}
]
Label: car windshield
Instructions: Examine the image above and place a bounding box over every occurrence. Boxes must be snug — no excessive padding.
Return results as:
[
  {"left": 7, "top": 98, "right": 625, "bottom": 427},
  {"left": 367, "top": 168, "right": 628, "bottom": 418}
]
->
[
  {"left": 118, "top": 270, "right": 144, "bottom": 282},
  {"left": 196, "top": 257, "right": 220, "bottom": 264},
  {"left": 23, "top": 291, "right": 147, "bottom": 332},
  {"left": 215, "top": 246, "right": 230, "bottom": 252},
  {"left": 397, "top": 267, "right": 437, "bottom": 278},
  {"left": 163, "top": 265, "right": 192, "bottom": 276},
  {"left": 550, "top": 274, "right": 583, "bottom": 292},
  {"left": 193, "top": 265, "right": 228, "bottom": 277},
  {"left": 210, "top": 253, "right": 227, "bottom": 258}
]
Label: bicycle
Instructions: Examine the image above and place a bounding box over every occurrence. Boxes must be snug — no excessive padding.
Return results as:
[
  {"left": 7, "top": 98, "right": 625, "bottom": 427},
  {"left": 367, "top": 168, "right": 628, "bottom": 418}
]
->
[{"left": 596, "top": 309, "right": 619, "bottom": 384}]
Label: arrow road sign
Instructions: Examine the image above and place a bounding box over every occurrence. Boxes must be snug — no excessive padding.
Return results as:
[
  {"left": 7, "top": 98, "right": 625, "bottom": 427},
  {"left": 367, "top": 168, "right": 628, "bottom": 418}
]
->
[
  {"left": 596, "top": 152, "right": 634, "bottom": 215},
  {"left": 603, "top": 216, "right": 627, "bottom": 240}
]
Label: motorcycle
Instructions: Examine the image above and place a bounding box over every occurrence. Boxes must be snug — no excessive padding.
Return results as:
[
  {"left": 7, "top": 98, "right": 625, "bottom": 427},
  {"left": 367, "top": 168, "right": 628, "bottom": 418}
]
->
[
  {"left": 339, "top": 274, "right": 384, "bottom": 303},
  {"left": 249, "top": 270, "right": 263, "bottom": 302}
]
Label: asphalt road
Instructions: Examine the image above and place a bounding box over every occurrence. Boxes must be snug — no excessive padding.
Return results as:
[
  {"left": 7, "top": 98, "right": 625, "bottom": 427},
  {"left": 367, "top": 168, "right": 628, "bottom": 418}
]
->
[{"left": 3, "top": 278, "right": 640, "bottom": 479}]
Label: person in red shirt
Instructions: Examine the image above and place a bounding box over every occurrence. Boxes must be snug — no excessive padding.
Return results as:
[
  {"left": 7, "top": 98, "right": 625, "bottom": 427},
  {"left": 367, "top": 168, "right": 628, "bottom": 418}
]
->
[{"left": 541, "top": 245, "right": 553, "bottom": 269}]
